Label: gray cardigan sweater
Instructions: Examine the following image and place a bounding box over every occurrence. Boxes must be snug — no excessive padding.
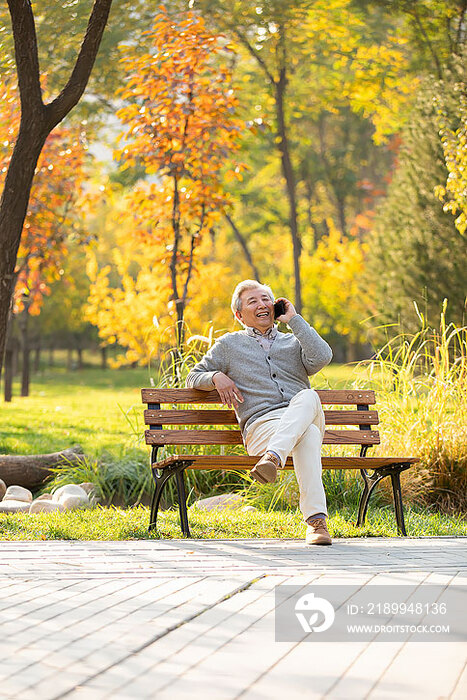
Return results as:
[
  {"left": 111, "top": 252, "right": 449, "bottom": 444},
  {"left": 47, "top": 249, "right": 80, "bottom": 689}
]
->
[{"left": 185, "top": 315, "right": 332, "bottom": 434}]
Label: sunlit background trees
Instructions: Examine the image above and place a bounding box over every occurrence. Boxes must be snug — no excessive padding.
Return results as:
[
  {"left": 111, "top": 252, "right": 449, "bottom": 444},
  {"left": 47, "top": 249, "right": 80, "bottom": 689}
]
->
[{"left": 1, "top": 0, "right": 466, "bottom": 382}]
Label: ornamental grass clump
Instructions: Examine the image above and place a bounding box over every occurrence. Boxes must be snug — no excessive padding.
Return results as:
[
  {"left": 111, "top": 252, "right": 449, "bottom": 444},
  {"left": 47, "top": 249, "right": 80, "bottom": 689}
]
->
[
  {"left": 46, "top": 449, "right": 153, "bottom": 507},
  {"left": 358, "top": 302, "right": 467, "bottom": 513}
]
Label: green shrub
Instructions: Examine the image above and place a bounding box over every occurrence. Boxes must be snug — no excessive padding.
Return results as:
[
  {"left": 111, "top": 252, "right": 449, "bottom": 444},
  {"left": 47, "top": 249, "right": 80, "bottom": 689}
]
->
[{"left": 46, "top": 449, "right": 153, "bottom": 507}]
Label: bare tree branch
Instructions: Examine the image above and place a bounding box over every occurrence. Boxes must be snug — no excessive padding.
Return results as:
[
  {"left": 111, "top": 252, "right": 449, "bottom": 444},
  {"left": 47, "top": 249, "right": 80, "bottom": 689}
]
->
[
  {"left": 411, "top": 7, "right": 443, "bottom": 80},
  {"left": 231, "top": 26, "right": 276, "bottom": 85},
  {"left": 224, "top": 212, "right": 261, "bottom": 281},
  {"left": 45, "top": 0, "right": 113, "bottom": 129}
]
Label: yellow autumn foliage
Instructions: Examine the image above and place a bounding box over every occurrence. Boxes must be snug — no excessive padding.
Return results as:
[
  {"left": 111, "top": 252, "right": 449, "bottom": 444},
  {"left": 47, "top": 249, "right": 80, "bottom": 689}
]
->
[
  {"left": 85, "top": 191, "right": 242, "bottom": 366},
  {"left": 301, "top": 222, "right": 368, "bottom": 342}
]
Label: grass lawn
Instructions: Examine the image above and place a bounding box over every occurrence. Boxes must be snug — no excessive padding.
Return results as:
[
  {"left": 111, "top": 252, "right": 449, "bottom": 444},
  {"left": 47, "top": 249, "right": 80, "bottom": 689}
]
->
[
  {"left": 0, "top": 364, "right": 153, "bottom": 456},
  {"left": 0, "top": 505, "right": 466, "bottom": 540}
]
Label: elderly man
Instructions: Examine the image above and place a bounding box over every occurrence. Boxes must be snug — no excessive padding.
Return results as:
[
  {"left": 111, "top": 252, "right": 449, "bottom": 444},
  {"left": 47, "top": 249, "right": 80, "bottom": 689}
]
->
[{"left": 186, "top": 280, "right": 333, "bottom": 545}]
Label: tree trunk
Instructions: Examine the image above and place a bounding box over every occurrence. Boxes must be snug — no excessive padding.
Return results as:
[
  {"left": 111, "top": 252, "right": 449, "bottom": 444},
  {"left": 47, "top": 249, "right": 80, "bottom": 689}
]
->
[
  {"left": 49, "top": 345, "right": 54, "bottom": 366},
  {"left": 229, "top": 22, "right": 302, "bottom": 310},
  {"left": 174, "top": 300, "right": 186, "bottom": 354},
  {"left": 77, "top": 346, "right": 83, "bottom": 369},
  {"left": 346, "top": 341, "right": 358, "bottom": 364},
  {"left": 274, "top": 69, "right": 302, "bottom": 313},
  {"left": 21, "top": 340, "right": 30, "bottom": 396},
  {"left": 11, "top": 337, "right": 19, "bottom": 377},
  {"left": 101, "top": 346, "right": 107, "bottom": 370},
  {"left": 336, "top": 195, "right": 347, "bottom": 237},
  {"left": 34, "top": 341, "right": 41, "bottom": 373},
  {"left": 169, "top": 174, "right": 186, "bottom": 355},
  {"left": 0, "top": 446, "right": 85, "bottom": 489},
  {"left": 0, "top": 128, "right": 47, "bottom": 375},
  {"left": 17, "top": 304, "right": 31, "bottom": 396},
  {"left": 3, "top": 343, "right": 14, "bottom": 403}
]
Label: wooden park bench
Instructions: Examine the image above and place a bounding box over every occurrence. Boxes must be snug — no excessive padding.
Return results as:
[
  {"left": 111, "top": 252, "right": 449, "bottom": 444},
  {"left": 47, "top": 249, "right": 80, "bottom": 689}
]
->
[{"left": 142, "top": 388, "right": 419, "bottom": 538}]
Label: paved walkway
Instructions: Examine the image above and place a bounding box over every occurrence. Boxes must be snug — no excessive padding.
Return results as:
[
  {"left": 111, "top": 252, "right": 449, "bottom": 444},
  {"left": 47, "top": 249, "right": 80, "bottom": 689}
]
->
[{"left": 0, "top": 537, "right": 466, "bottom": 699}]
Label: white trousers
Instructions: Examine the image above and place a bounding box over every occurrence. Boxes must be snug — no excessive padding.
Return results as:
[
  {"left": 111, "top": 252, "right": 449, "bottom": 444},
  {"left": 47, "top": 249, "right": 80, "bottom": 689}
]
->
[{"left": 244, "top": 389, "right": 327, "bottom": 521}]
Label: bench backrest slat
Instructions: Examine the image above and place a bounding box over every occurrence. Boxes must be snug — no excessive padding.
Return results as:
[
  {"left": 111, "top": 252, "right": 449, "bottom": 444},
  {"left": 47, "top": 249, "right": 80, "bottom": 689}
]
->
[
  {"left": 144, "top": 429, "right": 380, "bottom": 446},
  {"left": 142, "top": 388, "right": 380, "bottom": 450},
  {"left": 144, "top": 409, "right": 379, "bottom": 426},
  {"left": 142, "top": 388, "right": 376, "bottom": 405}
]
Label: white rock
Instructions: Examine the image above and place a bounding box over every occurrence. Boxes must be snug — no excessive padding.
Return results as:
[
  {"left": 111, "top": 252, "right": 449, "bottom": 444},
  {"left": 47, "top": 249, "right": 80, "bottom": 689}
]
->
[
  {"left": 241, "top": 505, "right": 258, "bottom": 513},
  {"left": 52, "top": 484, "right": 88, "bottom": 503},
  {"left": 35, "top": 493, "right": 53, "bottom": 501},
  {"left": 29, "top": 500, "right": 65, "bottom": 514},
  {"left": 0, "top": 500, "right": 31, "bottom": 513},
  {"left": 59, "top": 494, "right": 89, "bottom": 511},
  {"left": 191, "top": 494, "right": 245, "bottom": 512},
  {"left": 3, "top": 485, "right": 33, "bottom": 503},
  {"left": 0, "top": 479, "right": 6, "bottom": 501}
]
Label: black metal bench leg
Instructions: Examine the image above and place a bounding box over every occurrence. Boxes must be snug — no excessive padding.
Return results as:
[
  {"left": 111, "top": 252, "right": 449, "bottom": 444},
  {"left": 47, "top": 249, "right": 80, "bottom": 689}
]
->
[
  {"left": 149, "top": 469, "right": 173, "bottom": 532},
  {"left": 390, "top": 470, "right": 407, "bottom": 536},
  {"left": 356, "top": 474, "right": 382, "bottom": 527},
  {"left": 176, "top": 469, "right": 191, "bottom": 538},
  {"left": 356, "top": 471, "right": 370, "bottom": 527}
]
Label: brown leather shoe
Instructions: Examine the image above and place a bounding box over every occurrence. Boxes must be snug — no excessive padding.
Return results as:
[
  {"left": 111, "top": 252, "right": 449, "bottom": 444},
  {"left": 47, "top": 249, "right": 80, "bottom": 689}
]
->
[
  {"left": 306, "top": 518, "right": 332, "bottom": 546},
  {"left": 250, "top": 451, "right": 281, "bottom": 484}
]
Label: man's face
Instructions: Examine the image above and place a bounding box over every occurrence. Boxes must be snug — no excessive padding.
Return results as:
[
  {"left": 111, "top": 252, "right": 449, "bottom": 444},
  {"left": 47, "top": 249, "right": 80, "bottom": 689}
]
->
[{"left": 236, "top": 287, "right": 274, "bottom": 332}]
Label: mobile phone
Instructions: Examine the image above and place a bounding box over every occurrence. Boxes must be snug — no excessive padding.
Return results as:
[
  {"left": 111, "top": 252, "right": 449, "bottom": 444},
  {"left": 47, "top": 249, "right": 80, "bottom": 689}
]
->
[{"left": 273, "top": 299, "right": 287, "bottom": 319}]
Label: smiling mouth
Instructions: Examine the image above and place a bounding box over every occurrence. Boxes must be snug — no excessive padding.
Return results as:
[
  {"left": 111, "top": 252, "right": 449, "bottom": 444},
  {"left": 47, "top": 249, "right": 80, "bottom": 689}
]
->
[{"left": 256, "top": 312, "right": 270, "bottom": 318}]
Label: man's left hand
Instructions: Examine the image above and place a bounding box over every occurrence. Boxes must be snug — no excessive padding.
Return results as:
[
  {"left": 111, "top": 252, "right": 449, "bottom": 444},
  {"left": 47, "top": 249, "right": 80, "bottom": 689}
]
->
[{"left": 275, "top": 297, "right": 297, "bottom": 323}]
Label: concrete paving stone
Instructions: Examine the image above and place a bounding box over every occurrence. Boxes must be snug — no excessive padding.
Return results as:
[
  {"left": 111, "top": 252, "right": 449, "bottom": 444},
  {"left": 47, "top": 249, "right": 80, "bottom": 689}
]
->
[
  {"left": 17, "top": 671, "right": 91, "bottom": 700},
  {"left": 240, "top": 640, "right": 370, "bottom": 700},
  {"left": 6, "top": 626, "right": 51, "bottom": 646},
  {"left": 323, "top": 641, "right": 405, "bottom": 699},
  {"left": 0, "top": 667, "right": 54, "bottom": 696},
  {"left": 64, "top": 583, "right": 214, "bottom": 635},
  {"left": 42, "top": 650, "right": 92, "bottom": 671},
  {"left": 451, "top": 660, "right": 467, "bottom": 700},
  {"left": 0, "top": 659, "right": 33, "bottom": 682},
  {"left": 106, "top": 581, "right": 287, "bottom": 696},
  {"left": 0, "top": 537, "right": 464, "bottom": 578},
  {"left": 368, "top": 641, "right": 467, "bottom": 699},
  {"left": 142, "top": 591, "right": 287, "bottom": 697},
  {"left": 87, "top": 580, "right": 283, "bottom": 696},
  {"left": 18, "top": 635, "right": 67, "bottom": 653},
  {"left": 9, "top": 646, "right": 52, "bottom": 664},
  {"left": 0, "top": 537, "right": 465, "bottom": 699},
  {"left": 67, "top": 687, "right": 110, "bottom": 700},
  {"left": 29, "top": 580, "right": 157, "bottom": 639},
  {"left": 0, "top": 676, "right": 37, "bottom": 696}
]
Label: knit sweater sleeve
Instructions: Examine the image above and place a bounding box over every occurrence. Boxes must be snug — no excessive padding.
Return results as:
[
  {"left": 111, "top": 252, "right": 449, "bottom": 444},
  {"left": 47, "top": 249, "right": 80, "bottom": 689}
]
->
[
  {"left": 185, "top": 336, "right": 228, "bottom": 390},
  {"left": 287, "top": 314, "right": 332, "bottom": 375}
]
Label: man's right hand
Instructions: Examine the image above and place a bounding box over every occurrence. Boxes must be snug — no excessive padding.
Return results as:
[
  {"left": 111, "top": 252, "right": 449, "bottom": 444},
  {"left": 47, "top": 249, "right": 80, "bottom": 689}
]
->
[{"left": 213, "top": 372, "right": 244, "bottom": 409}]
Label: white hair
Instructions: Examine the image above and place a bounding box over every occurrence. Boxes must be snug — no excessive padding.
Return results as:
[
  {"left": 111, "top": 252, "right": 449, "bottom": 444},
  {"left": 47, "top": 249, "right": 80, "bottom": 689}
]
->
[{"left": 230, "top": 280, "right": 274, "bottom": 319}]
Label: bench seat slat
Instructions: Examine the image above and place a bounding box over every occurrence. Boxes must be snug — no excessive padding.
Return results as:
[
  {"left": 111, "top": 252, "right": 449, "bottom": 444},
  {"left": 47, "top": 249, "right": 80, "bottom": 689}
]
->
[
  {"left": 152, "top": 455, "right": 419, "bottom": 470},
  {"left": 145, "top": 429, "right": 380, "bottom": 445},
  {"left": 144, "top": 409, "right": 379, "bottom": 426},
  {"left": 142, "top": 388, "right": 376, "bottom": 405}
]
